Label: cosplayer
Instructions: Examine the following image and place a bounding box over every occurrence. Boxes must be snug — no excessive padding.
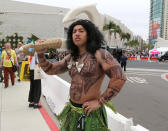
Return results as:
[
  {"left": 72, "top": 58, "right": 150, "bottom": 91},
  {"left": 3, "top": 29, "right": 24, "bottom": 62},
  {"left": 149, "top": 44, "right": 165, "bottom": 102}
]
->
[{"left": 35, "top": 19, "right": 126, "bottom": 131}]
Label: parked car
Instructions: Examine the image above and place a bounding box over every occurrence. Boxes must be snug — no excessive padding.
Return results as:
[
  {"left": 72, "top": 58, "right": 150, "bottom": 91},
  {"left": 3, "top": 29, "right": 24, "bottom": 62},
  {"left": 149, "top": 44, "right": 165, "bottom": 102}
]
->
[{"left": 159, "top": 51, "right": 168, "bottom": 61}]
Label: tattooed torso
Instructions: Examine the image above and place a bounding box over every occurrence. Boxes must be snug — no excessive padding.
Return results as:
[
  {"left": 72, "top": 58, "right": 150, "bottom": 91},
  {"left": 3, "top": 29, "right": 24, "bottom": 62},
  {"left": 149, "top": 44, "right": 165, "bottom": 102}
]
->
[
  {"left": 37, "top": 48, "right": 126, "bottom": 105},
  {"left": 69, "top": 54, "right": 104, "bottom": 103}
]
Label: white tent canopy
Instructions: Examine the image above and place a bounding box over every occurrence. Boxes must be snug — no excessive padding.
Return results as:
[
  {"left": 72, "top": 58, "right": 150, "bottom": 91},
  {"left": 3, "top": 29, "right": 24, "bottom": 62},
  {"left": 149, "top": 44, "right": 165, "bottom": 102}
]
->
[{"left": 149, "top": 47, "right": 168, "bottom": 55}]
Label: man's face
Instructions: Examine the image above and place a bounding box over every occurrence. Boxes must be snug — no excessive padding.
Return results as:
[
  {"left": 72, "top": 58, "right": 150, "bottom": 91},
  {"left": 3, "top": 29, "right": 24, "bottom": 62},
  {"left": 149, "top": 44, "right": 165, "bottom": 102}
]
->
[
  {"left": 72, "top": 25, "right": 87, "bottom": 48},
  {"left": 18, "top": 42, "right": 22, "bottom": 48},
  {"left": 5, "top": 43, "right": 11, "bottom": 49}
]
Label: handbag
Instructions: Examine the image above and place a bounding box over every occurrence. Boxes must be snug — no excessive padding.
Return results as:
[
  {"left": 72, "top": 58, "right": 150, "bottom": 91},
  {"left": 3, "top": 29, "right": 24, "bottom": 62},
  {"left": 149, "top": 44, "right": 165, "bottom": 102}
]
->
[
  {"left": 12, "top": 64, "right": 17, "bottom": 72},
  {"left": 6, "top": 50, "right": 17, "bottom": 72},
  {"left": 34, "top": 65, "right": 44, "bottom": 80}
]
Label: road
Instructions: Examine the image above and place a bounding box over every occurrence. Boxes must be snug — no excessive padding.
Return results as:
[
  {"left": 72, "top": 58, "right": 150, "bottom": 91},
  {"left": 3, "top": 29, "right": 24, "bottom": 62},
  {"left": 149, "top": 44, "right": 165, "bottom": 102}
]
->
[{"left": 58, "top": 60, "right": 168, "bottom": 131}]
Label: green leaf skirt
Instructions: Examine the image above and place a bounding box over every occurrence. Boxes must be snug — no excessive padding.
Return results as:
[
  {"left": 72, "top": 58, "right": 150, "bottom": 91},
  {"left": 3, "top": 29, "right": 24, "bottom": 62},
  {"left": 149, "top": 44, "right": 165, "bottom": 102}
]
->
[{"left": 57, "top": 102, "right": 110, "bottom": 131}]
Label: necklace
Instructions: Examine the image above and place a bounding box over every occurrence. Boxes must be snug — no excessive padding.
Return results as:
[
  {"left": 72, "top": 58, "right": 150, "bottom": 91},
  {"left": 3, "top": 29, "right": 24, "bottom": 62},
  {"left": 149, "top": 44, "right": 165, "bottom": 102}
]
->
[{"left": 67, "top": 52, "right": 89, "bottom": 72}]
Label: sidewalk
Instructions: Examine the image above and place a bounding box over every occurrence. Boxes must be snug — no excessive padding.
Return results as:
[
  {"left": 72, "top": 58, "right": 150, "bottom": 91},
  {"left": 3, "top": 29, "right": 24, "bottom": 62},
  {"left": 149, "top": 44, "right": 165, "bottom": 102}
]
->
[{"left": 0, "top": 80, "right": 50, "bottom": 131}]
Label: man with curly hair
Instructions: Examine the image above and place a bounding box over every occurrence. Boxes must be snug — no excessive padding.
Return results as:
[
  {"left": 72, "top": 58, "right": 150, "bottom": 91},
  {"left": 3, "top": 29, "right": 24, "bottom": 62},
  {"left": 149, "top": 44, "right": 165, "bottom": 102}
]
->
[{"left": 36, "top": 19, "right": 126, "bottom": 131}]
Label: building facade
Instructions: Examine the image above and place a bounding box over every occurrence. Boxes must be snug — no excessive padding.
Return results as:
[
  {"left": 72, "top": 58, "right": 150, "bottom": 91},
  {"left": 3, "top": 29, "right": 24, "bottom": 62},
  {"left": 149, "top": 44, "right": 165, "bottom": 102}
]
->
[
  {"left": 0, "top": 0, "right": 135, "bottom": 48},
  {"left": 149, "top": 0, "right": 168, "bottom": 44},
  {"left": 102, "top": 14, "right": 134, "bottom": 48}
]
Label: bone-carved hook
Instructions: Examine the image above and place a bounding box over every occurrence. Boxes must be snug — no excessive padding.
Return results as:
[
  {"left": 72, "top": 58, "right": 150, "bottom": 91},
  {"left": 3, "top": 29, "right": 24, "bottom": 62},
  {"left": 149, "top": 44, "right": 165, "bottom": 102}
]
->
[{"left": 62, "top": 3, "right": 103, "bottom": 30}]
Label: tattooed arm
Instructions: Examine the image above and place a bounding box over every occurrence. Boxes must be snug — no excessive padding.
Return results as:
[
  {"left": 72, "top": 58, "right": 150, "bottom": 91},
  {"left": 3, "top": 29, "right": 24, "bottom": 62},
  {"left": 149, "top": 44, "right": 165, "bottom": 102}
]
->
[
  {"left": 37, "top": 52, "right": 70, "bottom": 75},
  {"left": 95, "top": 49, "right": 127, "bottom": 105}
]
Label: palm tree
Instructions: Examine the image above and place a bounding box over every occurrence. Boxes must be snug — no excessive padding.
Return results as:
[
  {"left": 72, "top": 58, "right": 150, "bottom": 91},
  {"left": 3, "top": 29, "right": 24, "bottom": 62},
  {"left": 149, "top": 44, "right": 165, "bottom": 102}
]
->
[
  {"left": 103, "top": 21, "right": 132, "bottom": 48},
  {"left": 120, "top": 32, "right": 131, "bottom": 48},
  {"left": 103, "top": 21, "right": 116, "bottom": 45},
  {"left": 120, "top": 32, "right": 127, "bottom": 48},
  {"left": 127, "top": 40, "right": 139, "bottom": 50},
  {"left": 114, "top": 25, "right": 122, "bottom": 38},
  {"left": 124, "top": 42, "right": 128, "bottom": 47},
  {"left": 103, "top": 21, "right": 122, "bottom": 47},
  {"left": 120, "top": 32, "right": 127, "bottom": 41},
  {"left": 125, "top": 33, "right": 131, "bottom": 41}
]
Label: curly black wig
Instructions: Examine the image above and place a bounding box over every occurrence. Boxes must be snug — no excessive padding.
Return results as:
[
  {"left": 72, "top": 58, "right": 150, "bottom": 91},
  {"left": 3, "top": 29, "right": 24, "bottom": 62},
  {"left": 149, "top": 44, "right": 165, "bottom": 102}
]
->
[{"left": 66, "top": 19, "right": 105, "bottom": 60}]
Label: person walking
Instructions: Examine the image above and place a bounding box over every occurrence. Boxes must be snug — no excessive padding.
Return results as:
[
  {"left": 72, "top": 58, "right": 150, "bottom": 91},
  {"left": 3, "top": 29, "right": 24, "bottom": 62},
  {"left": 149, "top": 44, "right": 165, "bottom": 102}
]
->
[
  {"left": 36, "top": 20, "right": 126, "bottom": 130},
  {"left": 120, "top": 53, "right": 128, "bottom": 71},
  {"left": 15, "top": 42, "right": 26, "bottom": 81},
  {"left": 0, "top": 43, "right": 18, "bottom": 88},
  {"left": 0, "top": 47, "right": 4, "bottom": 82}
]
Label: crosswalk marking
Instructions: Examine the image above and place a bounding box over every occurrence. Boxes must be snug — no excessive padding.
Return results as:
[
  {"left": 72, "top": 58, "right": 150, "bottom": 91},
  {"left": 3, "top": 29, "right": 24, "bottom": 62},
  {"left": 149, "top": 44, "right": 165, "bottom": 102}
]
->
[
  {"left": 126, "top": 77, "right": 134, "bottom": 83},
  {"left": 126, "top": 72, "right": 160, "bottom": 77},
  {"left": 125, "top": 68, "right": 168, "bottom": 84},
  {"left": 127, "top": 76, "right": 147, "bottom": 84},
  {"left": 127, "top": 68, "right": 168, "bottom": 73}
]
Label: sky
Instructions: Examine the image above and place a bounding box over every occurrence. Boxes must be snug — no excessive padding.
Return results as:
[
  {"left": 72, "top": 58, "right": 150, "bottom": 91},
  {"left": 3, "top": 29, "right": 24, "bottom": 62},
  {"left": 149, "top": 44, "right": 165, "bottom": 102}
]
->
[{"left": 14, "top": 0, "right": 150, "bottom": 41}]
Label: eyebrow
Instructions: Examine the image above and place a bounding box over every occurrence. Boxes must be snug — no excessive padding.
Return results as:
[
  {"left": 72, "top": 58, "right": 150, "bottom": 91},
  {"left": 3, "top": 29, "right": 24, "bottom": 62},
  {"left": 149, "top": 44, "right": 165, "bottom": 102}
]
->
[{"left": 73, "top": 27, "right": 85, "bottom": 31}]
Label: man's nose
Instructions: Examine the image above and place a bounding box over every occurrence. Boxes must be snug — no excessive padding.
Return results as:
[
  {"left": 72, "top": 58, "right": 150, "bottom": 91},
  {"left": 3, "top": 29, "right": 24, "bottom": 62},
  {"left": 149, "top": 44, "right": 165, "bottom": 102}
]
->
[{"left": 75, "top": 31, "right": 80, "bottom": 36}]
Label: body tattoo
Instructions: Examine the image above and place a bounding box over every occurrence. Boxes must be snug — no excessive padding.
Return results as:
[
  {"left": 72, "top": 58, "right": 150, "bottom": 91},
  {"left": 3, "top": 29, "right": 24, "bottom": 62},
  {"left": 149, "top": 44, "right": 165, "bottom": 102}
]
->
[
  {"left": 69, "top": 55, "right": 101, "bottom": 95},
  {"left": 38, "top": 49, "right": 126, "bottom": 104},
  {"left": 70, "top": 74, "right": 83, "bottom": 100},
  {"left": 83, "top": 76, "right": 101, "bottom": 94},
  {"left": 98, "top": 49, "right": 126, "bottom": 104},
  {"left": 105, "top": 65, "right": 125, "bottom": 80},
  {"left": 80, "top": 58, "right": 101, "bottom": 94},
  {"left": 37, "top": 53, "right": 69, "bottom": 75},
  {"left": 99, "top": 49, "right": 114, "bottom": 64},
  {"left": 102, "top": 86, "right": 120, "bottom": 101}
]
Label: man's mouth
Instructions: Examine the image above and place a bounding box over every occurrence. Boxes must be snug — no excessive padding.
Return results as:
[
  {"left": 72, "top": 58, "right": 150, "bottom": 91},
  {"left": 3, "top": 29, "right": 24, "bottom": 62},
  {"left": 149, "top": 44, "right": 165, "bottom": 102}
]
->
[{"left": 75, "top": 38, "right": 80, "bottom": 41}]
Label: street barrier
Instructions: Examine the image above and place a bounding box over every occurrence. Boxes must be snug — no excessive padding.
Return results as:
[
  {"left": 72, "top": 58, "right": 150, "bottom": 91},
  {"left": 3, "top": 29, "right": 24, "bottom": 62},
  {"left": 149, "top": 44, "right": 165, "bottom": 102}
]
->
[
  {"left": 41, "top": 72, "right": 149, "bottom": 131},
  {"left": 128, "top": 56, "right": 158, "bottom": 61},
  {"left": 150, "top": 57, "right": 158, "bottom": 61},
  {"left": 128, "top": 57, "right": 137, "bottom": 60},
  {"left": 140, "top": 57, "right": 148, "bottom": 61}
]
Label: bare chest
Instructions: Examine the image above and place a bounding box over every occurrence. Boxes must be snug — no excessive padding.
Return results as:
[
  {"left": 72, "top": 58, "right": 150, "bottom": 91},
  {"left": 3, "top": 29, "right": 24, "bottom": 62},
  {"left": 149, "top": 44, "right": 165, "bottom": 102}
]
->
[{"left": 68, "top": 56, "right": 101, "bottom": 77}]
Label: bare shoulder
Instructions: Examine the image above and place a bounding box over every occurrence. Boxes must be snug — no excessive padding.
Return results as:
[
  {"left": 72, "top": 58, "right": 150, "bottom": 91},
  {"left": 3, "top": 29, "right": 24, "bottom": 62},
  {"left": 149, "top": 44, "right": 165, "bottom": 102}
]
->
[{"left": 95, "top": 48, "right": 114, "bottom": 63}]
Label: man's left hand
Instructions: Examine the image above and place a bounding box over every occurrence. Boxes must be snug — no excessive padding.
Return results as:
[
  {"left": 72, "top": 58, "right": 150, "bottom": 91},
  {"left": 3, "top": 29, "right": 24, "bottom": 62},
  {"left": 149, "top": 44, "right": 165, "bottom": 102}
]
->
[{"left": 82, "top": 99, "right": 101, "bottom": 116}]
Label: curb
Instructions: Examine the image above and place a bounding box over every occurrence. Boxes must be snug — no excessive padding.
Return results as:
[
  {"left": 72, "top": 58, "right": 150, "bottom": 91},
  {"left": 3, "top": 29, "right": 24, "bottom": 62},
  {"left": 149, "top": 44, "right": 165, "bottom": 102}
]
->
[{"left": 39, "top": 102, "right": 59, "bottom": 131}]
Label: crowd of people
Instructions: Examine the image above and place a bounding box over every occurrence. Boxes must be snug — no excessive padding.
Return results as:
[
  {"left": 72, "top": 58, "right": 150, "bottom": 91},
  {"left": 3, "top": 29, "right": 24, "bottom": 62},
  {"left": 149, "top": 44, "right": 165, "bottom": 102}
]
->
[
  {"left": 0, "top": 42, "right": 42, "bottom": 109},
  {"left": 45, "top": 49, "right": 69, "bottom": 62}
]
